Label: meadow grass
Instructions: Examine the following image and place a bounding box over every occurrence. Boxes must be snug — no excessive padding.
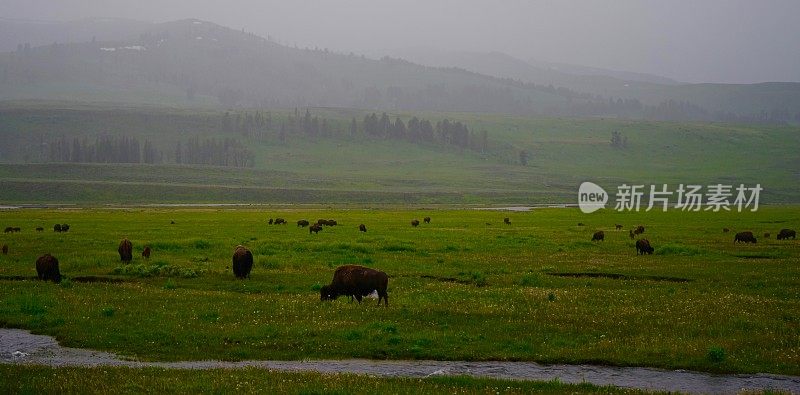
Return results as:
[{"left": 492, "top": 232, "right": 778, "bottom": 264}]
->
[
  {"left": 0, "top": 365, "right": 654, "bottom": 394},
  {"left": 0, "top": 207, "right": 798, "bottom": 375}
]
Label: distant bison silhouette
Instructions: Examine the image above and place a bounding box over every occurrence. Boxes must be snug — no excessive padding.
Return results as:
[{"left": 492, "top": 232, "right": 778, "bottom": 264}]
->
[
  {"left": 297, "top": 220, "right": 310, "bottom": 227},
  {"left": 36, "top": 227, "right": 44, "bottom": 232},
  {"left": 734, "top": 231, "right": 757, "bottom": 244},
  {"left": 232, "top": 245, "right": 253, "bottom": 279},
  {"left": 577, "top": 222, "right": 585, "bottom": 226},
  {"left": 274, "top": 218, "right": 287, "bottom": 225},
  {"left": 53, "top": 224, "right": 62, "bottom": 232},
  {"left": 411, "top": 219, "right": 420, "bottom": 227},
  {"left": 777, "top": 229, "right": 796, "bottom": 240},
  {"left": 592, "top": 231, "right": 605, "bottom": 241},
  {"left": 309, "top": 224, "right": 322, "bottom": 234},
  {"left": 615, "top": 224, "right": 623, "bottom": 230},
  {"left": 61, "top": 224, "right": 69, "bottom": 232},
  {"left": 321, "top": 264, "right": 388, "bottom": 306},
  {"left": 2, "top": 244, "right": 7, "bottom": 255},
  {"left": 170, "top": 220, "right": 176, "bottom": 224},
  {"left": 764, "top": 232, "right": 770, "bottom": 238},
  {"left": 504, "top": 217, "right": 511, "bottom": 225},
  {"left": 629, "top": 230, "right": 635, "bottom": 239},
  {"left": 35, "top": 254, "right": 61, "bottom": 283},
  {"left": 424, "top": 217, "right": 431, "bottom": 224},
  {"left": 633, "top": 225, "right": 645, "bottom": 235},
  {"left": 3, "top": 227, "right": 12, "bottom": 233},
  {"left": 118, "top": 238, "right": 133, "bottom": 263},
  {"left": 723, "top": 228, "right": 730, "bottom": 233},
  {"left": 359, "top": 224, "right": 367, "bottom": 232},
  {"left": 268, "top": 218, "right": 274, "bottom": 225},
  {"left": 142, "top": 246, "right": 151, "bottom": 259},
  {"left": 636, "top": 239, "right": 654, "bottom": 255}
]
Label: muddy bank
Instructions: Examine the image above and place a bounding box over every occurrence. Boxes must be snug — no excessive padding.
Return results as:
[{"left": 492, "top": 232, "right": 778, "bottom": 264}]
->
[{"left": 2, "top": 328, "right": 799, "bottom": 394}]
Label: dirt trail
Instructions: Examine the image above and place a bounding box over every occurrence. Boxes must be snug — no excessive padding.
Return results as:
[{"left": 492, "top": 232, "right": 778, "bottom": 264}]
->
[{"left": 2, "top": 329, "right": 799, "bottom": 394}]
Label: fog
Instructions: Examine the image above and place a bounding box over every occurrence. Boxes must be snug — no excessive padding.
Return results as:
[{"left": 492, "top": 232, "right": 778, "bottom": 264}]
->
[{"left": 1, "top": 0, "right": 799, "bottom": 84}]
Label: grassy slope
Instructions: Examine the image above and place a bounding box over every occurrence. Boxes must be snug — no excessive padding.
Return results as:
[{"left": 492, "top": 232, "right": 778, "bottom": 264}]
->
[
  {"left": 0, "top": 366, "right": 651, "bottom": 395},
  {"left": 1, "top": 104, "right": 798, "bottom": 204},
  {"left": 0, "top": 207, "right": 798, "bottom": 375}
]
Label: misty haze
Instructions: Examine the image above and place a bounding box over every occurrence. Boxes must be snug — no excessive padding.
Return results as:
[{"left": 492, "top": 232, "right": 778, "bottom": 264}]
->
[{"left": 1, "top": 2, "right": 799, "bottom": 394}]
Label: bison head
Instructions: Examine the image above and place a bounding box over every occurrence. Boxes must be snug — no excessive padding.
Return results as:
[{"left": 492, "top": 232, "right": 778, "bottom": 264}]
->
[{"left": 320, "top": 285, "right": 338, "bottom": 301}]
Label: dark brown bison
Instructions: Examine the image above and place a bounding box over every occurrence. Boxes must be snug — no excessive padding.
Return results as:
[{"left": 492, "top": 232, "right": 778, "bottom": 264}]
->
[
  {"left": 504, "top": 217, "right": 511, "bottom": 225},
  {"left": 629, "top": 229, "right": 635, "bottom": 239},
  {"left": 309, "top": 224, "right": 322, "bottom": 234},
  {"left": 35, "top": 254, "right": 61, "bottom": 283},
  {"left": 777, "top": 229, "right": 796, "bottom": 240},
  {"left": 734, "top": 231, "right": 757, "bottom": 244},
  {"left": 764, "top": 232, "right": 770, "bottom": 238},
  {"left": 12, "top": 227, "right": 20, "bottom": 232},
  {"left": 633, "top": 225, "right": 645, "bottom": 235},
  {"left": 359, "top": 224, "right": 367, "bottom": 232},
  {"left": 36, "top": 227, "right": 44, "bottom": 232},
  {"left": 2, "top": 244, "right": 7, "bottom": 255},
  {"left": 118, "top": 238, "right": 133, "bottom": 263},
  {"left": 53, "top": 224, "right": 62, "bottom": 232},
  {"left": 268, "top": 218, "right": 274, "bottom": 225},
  {"left": 61, "top": 224, "right": 69, "bottom": 232},
  {"left": 577, "top": 222, "right": 585, "bottom": 226},
  {"left": 411, "top": 219, "right": 420, "bottom": 227},
  {"left": 142, "top": 246, "right": 151, "bottom": 259},
  {"left": 297, "top": 220, "right": 310, "bottom": 227},
  {"left": 320, "top": 265, "right": 388, "bottom": 306},
  {"left": 170, "top": 220, "right": 176, "bottom": 224},
  {"left": 636, "top": 239, "right": 654, "bottom": 255},
  {"left": 723, "top": 228, "right": 730, "bottom": 233},
  {"left": 3, "top": 227, "right": 11, "bottom": 233},
  {"left": 317, "top": 219, "right": 337, "bottom": 226},
  {"left": 424, "top": 217, "right": 431, "bottom": 224},
  {"left": 232, "top": 245, "right": 253, "bottom": 279},
  {"left": 615, "top": 224, "right": 623, "bottom": 230},
  {"left": 592, "top": 230, "right": 605, "bottom": 241},
  {"left": 274, "top": 218, "right": 287, "bottom": 225}
]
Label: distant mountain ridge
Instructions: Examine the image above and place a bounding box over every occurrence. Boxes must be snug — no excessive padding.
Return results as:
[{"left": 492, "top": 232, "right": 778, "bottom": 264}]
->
[{"left": 0, "top": 18, "right": 798, "bottom": 123}]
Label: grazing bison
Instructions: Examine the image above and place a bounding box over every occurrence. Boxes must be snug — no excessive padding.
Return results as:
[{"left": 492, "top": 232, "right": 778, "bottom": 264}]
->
[
  {"left": 142, "top": 246, "right": 151, "bottom": 259},
  {"left": 36, "top": 227, "right": 44, "bottom": 232},
  {"left": 615, "top": 224, "right": 623, "bottom": 230},
  {"left": 232, "top": 245, "right": 253, "bottom": 279},
  {"left": 633, "top": 225, "right": 645, "bottom": 235},
  {"left": 309, "top": 224, "right": 323, "bottom": 234},
  {"left": 424, "top": 217, "right": 431, "bottom": 224},
  {"left": 359, "top": 224, "right": 367, "bottom": 232},
  {"left": 53, "top": 224, "right": 62, "bottom": 232},
  {"left": 274, "top": 218, "right": 287, "bottom": 225},
  {"left": 3, "top": 227, "right": 12, "bottom": 233},
  {"left": 2, "top": 244, "right": 7, "bottom": 255},
  {"left": 777, "top": 229, "right": 796, "bottom": 240},
  {"left": 411, "top": 219, "right": 420, "bottom": 227},
  {"left": 320, "top": 265, "right": 388, "bottom": 306},
  {"left": 35, "top": 254, "right": 61, "bottom": 283},
  {"left": 577, "top": 222, "right": 585, "bottom": 227},
  {"left": 12, "top": 227, "right": 20, "bottom": 233},
  {"left": 504, "top": 217, "right": 511, "bottom": 225},
  {"left": 592, "top": 231, "right": 605, "bottom": 241},
  {"left": 317, "top": 219, "right": 337, "bottom": 226},
  {"left": 118, "top": 238, "right": 133, "bottom": 263},
  {"left": 297, "top": 220, "right": 310, "bottom": 227},
  {"left": 170, "top": 220, "right": 176, "bottom": 224},
  {"left": 734, "top": 231, "right": 757, "bottom": 244},
  {"left": 636, "top": 239, "right": 654, "bottom": 255},
  {"left": 268, "top": 218, "right": 274, "bottom": 225},
  {"left": 764, "top": 232, "right": 770, "bottom": 238},
  {"left": 723, "top": 228, "right": 730, "bottom": 233},
  {"left": 61, "top": 224, "right": 69, "bottom": 232},
  {"left": 629, "top": 229, "right": 635, "bottom": 239}
]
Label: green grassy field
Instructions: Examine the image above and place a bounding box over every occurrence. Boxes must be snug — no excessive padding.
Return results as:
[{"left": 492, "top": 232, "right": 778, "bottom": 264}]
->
[
  {"left": 1, "top": 104, "right": 799, "bottom": 204},
  {"left": 1, "top": 207, "right": 798, "bottom": 376},
  {"left": 0, "top": 365, "right": 652, "bottom": 394}
]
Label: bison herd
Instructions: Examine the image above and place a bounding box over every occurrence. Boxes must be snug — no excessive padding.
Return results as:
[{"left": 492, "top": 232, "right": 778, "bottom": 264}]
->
[{"left": 3, "top": 214, "right": 797, "bottom": 307}]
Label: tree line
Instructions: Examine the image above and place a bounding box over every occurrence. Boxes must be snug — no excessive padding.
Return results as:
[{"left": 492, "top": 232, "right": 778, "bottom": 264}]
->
[{"left": 47, "top": 135, "right": 162, "bottom": 164}]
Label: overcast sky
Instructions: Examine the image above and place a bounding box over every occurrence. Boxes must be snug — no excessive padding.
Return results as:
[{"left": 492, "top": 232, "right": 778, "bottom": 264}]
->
[{"left": 1, "top": 0, "right": 798, "bottom": 83}]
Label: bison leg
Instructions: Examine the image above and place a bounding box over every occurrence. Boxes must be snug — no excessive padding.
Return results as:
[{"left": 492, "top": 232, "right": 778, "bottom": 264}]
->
[
  {"left": 378, "top": 291, "right": 388, "bottom": 307},
  {"left": 355, "top": 294, "right": 363, "bottom": 303}
]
